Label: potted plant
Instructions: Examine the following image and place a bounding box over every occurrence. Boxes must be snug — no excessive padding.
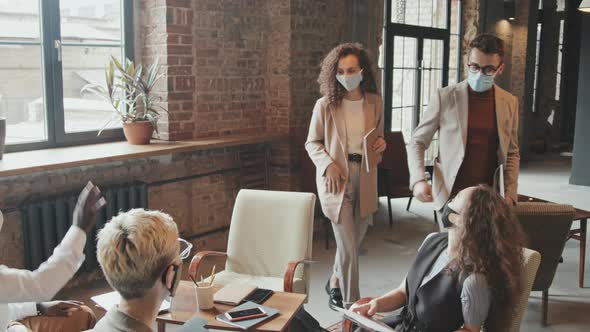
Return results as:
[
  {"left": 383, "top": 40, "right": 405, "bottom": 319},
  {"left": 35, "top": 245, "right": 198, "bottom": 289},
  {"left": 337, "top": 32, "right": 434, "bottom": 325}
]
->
[{"left": 82, "top": 56, "right": 166, "bottom": 145}]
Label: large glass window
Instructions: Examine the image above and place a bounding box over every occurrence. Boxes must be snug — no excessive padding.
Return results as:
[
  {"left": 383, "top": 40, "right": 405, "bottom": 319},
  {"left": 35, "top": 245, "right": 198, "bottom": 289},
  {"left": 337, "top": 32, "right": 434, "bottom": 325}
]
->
[
  {"left": 391, "top": 0, "right": 448, "bottom": 29},
  {"left": 385, "top": 0, "right": 461, "bottom": 162},
  {"left": 555, "top": 19, "right": 564, "bottom": 101},
  {"left": 532, "top": 3, "right": 566, "bottom": 113},
  {"left": 0, "top": 1, "right": 46, "bottom": 145},
  {"left": 448, "top": 0, "right": 462, "bottom": 85},
  {"left": 0, "top": 0, "right": 132, "bottom": 152},
  {"left": 532, "top": 23, "right": 542, "bottom": 113}
]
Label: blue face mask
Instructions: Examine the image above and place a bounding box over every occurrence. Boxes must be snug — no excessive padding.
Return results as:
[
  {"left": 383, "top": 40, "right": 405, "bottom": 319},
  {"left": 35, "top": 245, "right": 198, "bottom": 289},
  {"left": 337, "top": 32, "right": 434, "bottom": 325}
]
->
[{"left": 467, "top": 71, "right": 495, "bottom": 92}]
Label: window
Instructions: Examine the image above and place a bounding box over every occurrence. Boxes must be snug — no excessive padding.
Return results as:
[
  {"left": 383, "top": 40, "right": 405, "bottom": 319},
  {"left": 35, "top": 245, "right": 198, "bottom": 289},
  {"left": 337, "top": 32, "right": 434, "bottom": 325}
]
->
[
  {"left": 385, "top": 0, "right": 461, "bottom": 162},
  {"left": 448, "top": 0, "right": 462, "bottom": 85},
  {"left": 532, "top": 23, "right": 542, "bottom": 113},
  {"left": 391, "top": 0, "right": 448, "bottom": 29},
  {"left": 555, "top": 19, "right": 564, "bottom": 101},
  {"left": 0, "top": 0, "right": 133, "bottom": 152}
]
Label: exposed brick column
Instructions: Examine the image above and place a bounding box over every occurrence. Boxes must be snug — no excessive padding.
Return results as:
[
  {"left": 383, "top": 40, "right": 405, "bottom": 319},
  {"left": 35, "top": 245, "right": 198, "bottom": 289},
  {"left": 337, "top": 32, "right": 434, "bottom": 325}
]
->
[
  {"left": 140, "top": 0, "right": 194, "bottom": 140},
  {"left": 461, "top": 0, "right": 481, "bottom": 80},
  {"left": 192, "top": 0, "right": 269, "bottom": 138},
  {"left": 140, "top": 0, "right": 170, "bottom": 139},
  {"left": 266, "top": 0, "right": 293, "bottom": 190},
  {"left": 166, "top": 0, "right": 195, "bottom": 140}
]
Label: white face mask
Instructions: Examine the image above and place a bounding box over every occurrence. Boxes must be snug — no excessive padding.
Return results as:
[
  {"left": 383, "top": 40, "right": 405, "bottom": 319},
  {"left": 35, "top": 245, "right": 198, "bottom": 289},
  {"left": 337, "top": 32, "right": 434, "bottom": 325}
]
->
[{"left": 336, "top": 71, "right": 363, "bottom": 92}]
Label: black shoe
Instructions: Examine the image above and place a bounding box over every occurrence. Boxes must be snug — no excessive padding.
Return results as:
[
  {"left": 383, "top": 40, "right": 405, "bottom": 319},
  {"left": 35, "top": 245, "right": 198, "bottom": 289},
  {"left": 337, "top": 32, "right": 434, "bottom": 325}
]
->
[{"left": 325, "top": 280, "right": 343, "bottom": 310}]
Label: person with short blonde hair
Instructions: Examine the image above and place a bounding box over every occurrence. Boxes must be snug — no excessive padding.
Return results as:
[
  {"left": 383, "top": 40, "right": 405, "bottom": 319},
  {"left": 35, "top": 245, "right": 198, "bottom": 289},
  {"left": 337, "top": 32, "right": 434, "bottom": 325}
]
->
[{"left": 92, "top": 209, "right": 182, "bottom": 332}]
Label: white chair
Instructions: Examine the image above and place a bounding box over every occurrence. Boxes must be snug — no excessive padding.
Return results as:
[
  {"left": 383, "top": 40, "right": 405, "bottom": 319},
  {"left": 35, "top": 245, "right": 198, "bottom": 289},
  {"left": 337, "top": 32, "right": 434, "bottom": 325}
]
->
[
  {"left": 503, "top": 248, "right": 542, "bottom": 332},
  {"left": 189, "top": 189, "right": 316, "bottom": 296}
]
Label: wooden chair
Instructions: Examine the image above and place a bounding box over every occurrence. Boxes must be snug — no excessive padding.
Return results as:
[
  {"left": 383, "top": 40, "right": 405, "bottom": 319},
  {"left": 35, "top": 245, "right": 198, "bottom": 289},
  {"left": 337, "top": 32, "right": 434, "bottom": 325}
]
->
[
  {"left": 513, "top": 202, "right": 576, "bottom": 325},
  {"left": 378, "top": 131, "right": 413, "bottom": 227}
]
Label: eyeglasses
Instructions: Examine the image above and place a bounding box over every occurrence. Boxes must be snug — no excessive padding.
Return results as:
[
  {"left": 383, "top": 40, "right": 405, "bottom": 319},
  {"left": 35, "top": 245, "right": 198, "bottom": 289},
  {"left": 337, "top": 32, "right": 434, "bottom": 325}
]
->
[
  {"left": 178, "top": 238, "right": 193, "bottom": 260},
  {"left": 467, "top": 62, "right": 502, "bottom": 76}
]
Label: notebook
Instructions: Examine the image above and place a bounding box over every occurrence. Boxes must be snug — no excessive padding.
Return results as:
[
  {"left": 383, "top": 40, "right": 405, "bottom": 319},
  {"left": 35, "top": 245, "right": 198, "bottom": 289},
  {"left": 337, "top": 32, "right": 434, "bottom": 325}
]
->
[
  {"left": 362, "top": 127, "right": 380, "bottom": 173},
  {"left": 216, "top": 301, "right": 279, "bottom": 330},
  {"left": 91, "top": 291, "right": 171, "bottom": 312},
  {"left": 333, "top": 306, "right": 397, "bottom": 332},
  {"left": 493, "top": 164, "right": 505, "bottom": 198},
  {"left": 213, "top": 283, "right": 257, "bottom": 305}
]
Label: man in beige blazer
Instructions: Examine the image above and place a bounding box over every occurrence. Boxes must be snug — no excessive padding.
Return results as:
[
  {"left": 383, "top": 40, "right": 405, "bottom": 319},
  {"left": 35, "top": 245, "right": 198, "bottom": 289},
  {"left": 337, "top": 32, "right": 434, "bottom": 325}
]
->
[{"left": 408, "top": 34, "right": 520, "bottom": 217}]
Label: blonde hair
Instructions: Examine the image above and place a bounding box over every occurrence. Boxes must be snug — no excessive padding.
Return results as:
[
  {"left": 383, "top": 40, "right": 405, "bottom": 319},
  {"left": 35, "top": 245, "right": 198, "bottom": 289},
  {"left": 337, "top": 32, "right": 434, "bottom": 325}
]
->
[{"left": 97, "top": 209, "right": 179, "bottom": 299}]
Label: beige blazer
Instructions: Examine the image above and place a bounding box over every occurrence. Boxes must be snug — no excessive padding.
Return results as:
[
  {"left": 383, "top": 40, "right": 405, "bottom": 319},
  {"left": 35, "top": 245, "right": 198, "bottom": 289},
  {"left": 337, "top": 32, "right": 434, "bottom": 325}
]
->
[
  {"left": 305, "top": 93, "right": 384, "bottom": 223},
  {"left": 407, "top": 80, "right": 520, "bottom": 210}
]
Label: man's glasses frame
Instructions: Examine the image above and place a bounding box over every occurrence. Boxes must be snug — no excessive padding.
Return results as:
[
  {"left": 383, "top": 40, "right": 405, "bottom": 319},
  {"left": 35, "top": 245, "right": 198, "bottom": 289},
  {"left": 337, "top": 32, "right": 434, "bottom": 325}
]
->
[{"left": 467, "top": 62, "right": 503, "bottom": 76}]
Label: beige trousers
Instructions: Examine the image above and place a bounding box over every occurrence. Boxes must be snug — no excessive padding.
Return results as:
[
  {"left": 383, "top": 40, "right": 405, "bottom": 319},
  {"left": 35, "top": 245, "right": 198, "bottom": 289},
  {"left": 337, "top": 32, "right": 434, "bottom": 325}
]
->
[{"left": 331, "top": 161, "right": 371, "bottom": 305}]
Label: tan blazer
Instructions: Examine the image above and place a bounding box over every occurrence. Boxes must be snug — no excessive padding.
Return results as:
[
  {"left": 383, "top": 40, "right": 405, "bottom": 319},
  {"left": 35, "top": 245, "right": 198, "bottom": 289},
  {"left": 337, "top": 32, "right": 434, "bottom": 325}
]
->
[
  {"left": 305, "top": 93, "right": 384, "bottom": 223},
  {"left": 407, "top": 80, "right": 520, "bottom": 210}
]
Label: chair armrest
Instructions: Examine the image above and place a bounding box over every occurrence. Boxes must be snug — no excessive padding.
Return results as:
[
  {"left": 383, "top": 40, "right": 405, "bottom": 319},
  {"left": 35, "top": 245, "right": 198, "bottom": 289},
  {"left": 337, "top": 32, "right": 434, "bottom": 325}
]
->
[
  {"left": 283, "top": 260, "right": 306, "bottom": 293},
  {"left": 189, "top": 250, "right": 227, "bottom": 280}
]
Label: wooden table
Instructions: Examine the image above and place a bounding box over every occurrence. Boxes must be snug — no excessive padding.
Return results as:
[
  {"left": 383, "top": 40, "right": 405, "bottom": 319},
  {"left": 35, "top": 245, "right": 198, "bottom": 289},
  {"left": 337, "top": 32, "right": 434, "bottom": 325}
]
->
[
  {"left": 518, "top": 194, "right": 589, "bottom": 287},
  {"left": 156, "top": 281, "right": 307, "bottom": 331}
]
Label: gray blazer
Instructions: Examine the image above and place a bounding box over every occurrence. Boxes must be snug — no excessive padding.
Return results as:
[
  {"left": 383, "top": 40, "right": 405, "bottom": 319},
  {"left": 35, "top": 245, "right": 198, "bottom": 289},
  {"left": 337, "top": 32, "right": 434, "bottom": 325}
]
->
[{"left": 407, "top": 80, "right": 520, "bottom": 209}]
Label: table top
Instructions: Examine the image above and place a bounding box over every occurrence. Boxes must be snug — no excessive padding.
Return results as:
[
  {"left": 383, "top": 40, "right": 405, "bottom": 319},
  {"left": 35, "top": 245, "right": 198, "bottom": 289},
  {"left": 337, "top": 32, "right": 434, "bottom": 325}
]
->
[
  {"left": 518, "top": 194, "right": 590, "bottom": 220},
  {"left": 156, "top": 281, "right": 307, "bottom": 331}
]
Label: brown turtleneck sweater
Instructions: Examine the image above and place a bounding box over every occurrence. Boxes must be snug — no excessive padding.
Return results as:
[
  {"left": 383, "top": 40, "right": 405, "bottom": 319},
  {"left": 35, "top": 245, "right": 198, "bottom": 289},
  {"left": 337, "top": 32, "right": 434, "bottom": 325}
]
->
[{"left": 452, "top": 86, "right": 499, "bottom": 195}]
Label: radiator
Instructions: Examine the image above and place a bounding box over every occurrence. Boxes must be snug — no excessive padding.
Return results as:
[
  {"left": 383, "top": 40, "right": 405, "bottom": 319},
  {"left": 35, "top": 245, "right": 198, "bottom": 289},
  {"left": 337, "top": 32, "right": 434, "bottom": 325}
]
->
[{"left": 20, "top": 183, "right": 148, "bottom": 273}]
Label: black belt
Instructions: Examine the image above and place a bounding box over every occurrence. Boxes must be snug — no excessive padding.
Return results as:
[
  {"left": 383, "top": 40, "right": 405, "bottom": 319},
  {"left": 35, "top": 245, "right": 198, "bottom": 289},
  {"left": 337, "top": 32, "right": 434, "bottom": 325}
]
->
[{"left": 348, "top": 153, "right": 362, "bottom": 163}]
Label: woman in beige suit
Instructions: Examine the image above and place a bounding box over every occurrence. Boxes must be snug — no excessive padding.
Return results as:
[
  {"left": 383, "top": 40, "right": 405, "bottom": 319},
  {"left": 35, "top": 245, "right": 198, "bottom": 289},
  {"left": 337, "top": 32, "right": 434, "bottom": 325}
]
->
[{"left": 305, "top": 43, "right": 386, "bottom": 309}]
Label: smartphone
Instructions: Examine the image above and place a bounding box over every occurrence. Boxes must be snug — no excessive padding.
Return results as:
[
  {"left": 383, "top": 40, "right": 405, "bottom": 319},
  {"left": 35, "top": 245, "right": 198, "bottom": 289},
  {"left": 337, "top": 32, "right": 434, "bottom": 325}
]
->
[
  {"left": 243, "top": 288, "right": 274, "bottom": 304},
  {"left": 225, "top": 307, "right": 267, "bottom": 322}
]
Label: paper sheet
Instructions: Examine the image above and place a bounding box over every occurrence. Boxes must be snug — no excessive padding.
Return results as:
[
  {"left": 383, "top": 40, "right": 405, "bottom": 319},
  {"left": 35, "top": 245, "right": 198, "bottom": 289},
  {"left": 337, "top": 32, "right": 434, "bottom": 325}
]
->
[
  {"left": 362, "top": 128, "right": 380, "bottom": 173},
  {"left": 91, "top": 291, "right": 171, "bottom": 312},
  {"left": 333, "top": 306, "right": 397, "bottom": 332}
]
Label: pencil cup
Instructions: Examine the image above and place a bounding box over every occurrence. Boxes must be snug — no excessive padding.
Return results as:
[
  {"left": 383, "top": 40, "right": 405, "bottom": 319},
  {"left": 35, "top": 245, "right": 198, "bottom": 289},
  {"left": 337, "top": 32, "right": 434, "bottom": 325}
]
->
[{"left": 195, "top": 281, "right": 215, "bottom": 310}]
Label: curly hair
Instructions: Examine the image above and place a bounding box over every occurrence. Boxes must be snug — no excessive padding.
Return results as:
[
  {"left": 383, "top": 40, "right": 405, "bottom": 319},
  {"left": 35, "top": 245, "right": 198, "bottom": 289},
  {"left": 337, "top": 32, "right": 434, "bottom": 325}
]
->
[
  {"left": 469, "top": 33, "right": 505, "bottom": 59},
  {"left": 451, "top": 185, "right": 526, "bottom": 331},
  {"left": 317, "top": 43, "right": 378, "bottom": 107}
]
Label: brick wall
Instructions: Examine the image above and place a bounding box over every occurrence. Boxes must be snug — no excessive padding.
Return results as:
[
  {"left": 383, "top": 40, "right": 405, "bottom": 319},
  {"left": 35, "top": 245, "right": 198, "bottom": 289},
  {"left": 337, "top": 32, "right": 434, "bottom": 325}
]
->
[
  {"left": 0, "top": 143, "right": 272, "bottom": 283},
  {"left": 141, "top": 0, "right": 380, "bottom": 145},
  {"left": 192, "top": 0, "right": 269, "bottom": 138},
  {"left": 0, "top": 1, "right": 384, "bottom": 286}
]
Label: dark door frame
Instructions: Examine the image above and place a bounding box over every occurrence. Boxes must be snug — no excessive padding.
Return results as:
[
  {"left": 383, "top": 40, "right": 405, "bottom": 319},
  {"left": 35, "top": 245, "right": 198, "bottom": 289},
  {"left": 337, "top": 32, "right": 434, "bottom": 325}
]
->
[{"left": 382, "top": 0, "right": 454, "bottom": 132}]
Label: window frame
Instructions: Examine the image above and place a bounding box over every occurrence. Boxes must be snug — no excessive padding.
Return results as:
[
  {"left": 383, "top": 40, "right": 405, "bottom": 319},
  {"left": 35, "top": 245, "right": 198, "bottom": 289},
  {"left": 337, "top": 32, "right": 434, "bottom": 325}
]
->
[
  {"left": 383, "top": 0, "right": 462, "bottom": 132},
  {"left": 4, "top": 0, "right": 134, "bottom": 153}
]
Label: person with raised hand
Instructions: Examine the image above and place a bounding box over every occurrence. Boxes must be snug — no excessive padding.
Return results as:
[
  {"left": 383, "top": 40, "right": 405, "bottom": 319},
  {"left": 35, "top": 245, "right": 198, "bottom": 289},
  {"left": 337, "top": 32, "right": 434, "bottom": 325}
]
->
[{"left": 1, "top": 181, "right": 106, "bottom": 332}]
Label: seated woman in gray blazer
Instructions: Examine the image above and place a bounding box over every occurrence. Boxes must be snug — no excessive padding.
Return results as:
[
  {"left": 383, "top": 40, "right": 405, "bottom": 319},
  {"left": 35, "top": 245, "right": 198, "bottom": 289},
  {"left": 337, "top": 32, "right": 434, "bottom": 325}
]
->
[
  {"left": 306, "top": 43, "right": 386, "bottom": 309},
  {"left": 352, "top": 185, "right": 526, "bottom": 332}
]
